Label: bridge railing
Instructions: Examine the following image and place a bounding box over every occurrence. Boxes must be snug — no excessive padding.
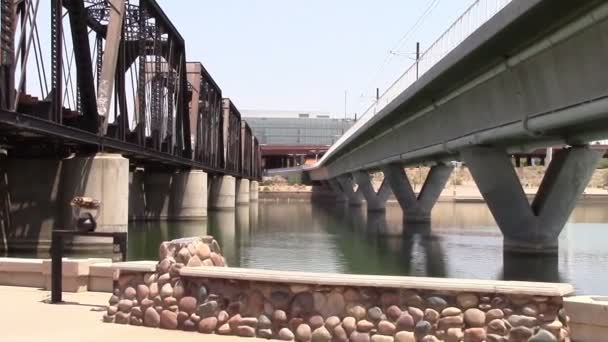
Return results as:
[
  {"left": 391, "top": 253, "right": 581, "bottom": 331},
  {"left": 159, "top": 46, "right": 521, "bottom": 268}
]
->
[{"left": 317, "top": 0, "right": 512, "bottom": 166}]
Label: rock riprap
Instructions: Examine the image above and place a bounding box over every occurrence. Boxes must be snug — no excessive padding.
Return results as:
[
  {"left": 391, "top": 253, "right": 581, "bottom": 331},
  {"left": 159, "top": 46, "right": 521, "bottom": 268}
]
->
[{"left": 104, "top": 237, "right": 571, "bottom": 341}]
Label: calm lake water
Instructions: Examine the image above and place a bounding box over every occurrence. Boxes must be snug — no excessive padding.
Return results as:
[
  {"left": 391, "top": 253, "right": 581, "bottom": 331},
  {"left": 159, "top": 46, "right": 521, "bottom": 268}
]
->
[{"left": 128, "top": 198, "right": 608, "bottom": 295}]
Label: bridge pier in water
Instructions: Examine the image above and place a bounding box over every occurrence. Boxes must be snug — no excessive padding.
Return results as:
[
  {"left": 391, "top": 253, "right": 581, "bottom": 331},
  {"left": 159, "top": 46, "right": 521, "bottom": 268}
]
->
[
  {"left": 250, "top": 181, "right": 259, "bottom": 202},
  {"left": 128, "top": 169, "right": 146, "bottom": 221},
  {"left": 139, "top": 170, "right": 211, "bottom": 221},
  {"left": 209, "top": 175, "right": 236, "bottom": 210},
  {"left": 325, "top": 180, "right": 348, "bottom": 202},
  {"left": 353, "top": 171, "right": 391, "bottom": 211},
  {"left": 336, "top": 175, "right": 364, "bottom": 206},
  {"left": 236, "top": 178, "right": 250, "bottom": 205},
  {"left": 2, "top": 153, "right": 129, "bottom": 254},
  {"left": 462, "top": 145, "right": 602, "bottom": 254},
  {"left": 170, "top": 170, "right": 208, "bottom": 220},
  {"left": 60, "top": 153, "right": 129, "bottom": 232},
  {"left": 383, "top": 163, "right": 453, "bottom": 224}
]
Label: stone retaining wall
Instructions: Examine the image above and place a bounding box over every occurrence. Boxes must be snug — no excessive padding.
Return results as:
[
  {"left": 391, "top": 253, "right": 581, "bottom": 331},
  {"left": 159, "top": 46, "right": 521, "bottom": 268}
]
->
[
  {"left": 105, "top": 236, "right": 226, "bottom": 326},
  {"left": 107, "top": 236, "right": 573, "bottom": 342}
]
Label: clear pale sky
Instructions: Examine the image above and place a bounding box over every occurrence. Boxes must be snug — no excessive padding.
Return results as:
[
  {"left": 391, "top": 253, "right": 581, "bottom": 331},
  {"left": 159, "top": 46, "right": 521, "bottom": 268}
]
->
[{"left": 156, "top": 0, "right": 473, "bottom": 118}]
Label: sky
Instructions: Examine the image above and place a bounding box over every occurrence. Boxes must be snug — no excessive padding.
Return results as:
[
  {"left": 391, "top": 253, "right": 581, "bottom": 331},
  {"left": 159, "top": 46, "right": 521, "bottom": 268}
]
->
[{"left": 156, "top": 0, "right": 473, "bottom": 118}]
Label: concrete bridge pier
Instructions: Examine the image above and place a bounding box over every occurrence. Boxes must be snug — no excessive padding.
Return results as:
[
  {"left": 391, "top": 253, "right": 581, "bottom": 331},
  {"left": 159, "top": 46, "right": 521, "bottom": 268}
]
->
[
  {"left": 353, "top": 171, "right": 392, "bottom": 211},
  {"left": 59, "top": 153, "right": 129, "bottom": 255},
  {"left": 209, "top": 175, "right": 236, "bottom": 210},
  {"left": 383, "top": 163, "right": 453, "bottom": 224},
  {"left": 170, "top": 170, "right": 208, "bottom": 220},
  {"left": 142, "top": 172, "right": 172, "bottom": 220},
  {"left": 461, "top": 145, "right": 603, "bottom": 254},
  {"left": 336, "top": 175, "right": 364, "bottom": 206},
  {"left": 142, "top": 169, "right": 208, "bottom": 220},
  {"left": 250, "top": 181, "right": 259, "bottom": 202},
  {"left": 236, "top": 178, "right": 250, "bottom": 205},
  {"left": 128, "top": 168, "right": 146, "bottom": 221},
  {"left": 311, "top": 180, "right": 344, "bottom": 202},
  {"left": 2, "top": 153, "right": 130, "bottom": 254},
  {"left": 61, "top": 153, "right": 129, "bottom": 233},
  {"left": 326, "top": 180, "right": 348, "bottom": 202}
]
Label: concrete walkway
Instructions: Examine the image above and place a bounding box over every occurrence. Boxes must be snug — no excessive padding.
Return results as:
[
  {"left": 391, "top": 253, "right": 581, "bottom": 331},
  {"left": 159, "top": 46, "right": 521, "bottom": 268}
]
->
[{"left": 0, "top": 285, "right": 261, "bottom": 342}]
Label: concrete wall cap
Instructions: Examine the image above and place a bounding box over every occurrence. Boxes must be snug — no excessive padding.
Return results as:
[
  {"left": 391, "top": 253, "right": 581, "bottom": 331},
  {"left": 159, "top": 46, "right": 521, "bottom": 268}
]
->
[
  {"left": 41, "top": 258, "right": 101, "bottom": 276},
  {"left": 111, "top": 261, "right": 157, "bottom": 272},
  {"left": 0, "top": 258, "right": 44, "bottom": 273},
  {"left": 564, "top": 296, "right": 608, "bottom": 326},
  {"left": 180, "top": 266, "right": 575, "bottom": 297},
  {"left": 89, "top": 262, "right": 117, "bottom": 277}
]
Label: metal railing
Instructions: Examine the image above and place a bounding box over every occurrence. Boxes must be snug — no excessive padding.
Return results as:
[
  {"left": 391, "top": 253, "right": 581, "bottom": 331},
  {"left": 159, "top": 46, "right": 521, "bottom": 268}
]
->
[{"left": 315, "top": 0, "right": 512, "bottom": 167}]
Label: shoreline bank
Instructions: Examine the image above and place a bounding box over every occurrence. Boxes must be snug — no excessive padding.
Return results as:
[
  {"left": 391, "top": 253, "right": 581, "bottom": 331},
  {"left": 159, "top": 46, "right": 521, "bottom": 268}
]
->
[{"left": 260, "top": 191, "right": 608, "bottom": 204}]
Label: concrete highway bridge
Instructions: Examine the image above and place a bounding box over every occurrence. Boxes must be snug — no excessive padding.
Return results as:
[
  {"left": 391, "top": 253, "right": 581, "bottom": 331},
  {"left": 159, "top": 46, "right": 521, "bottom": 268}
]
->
[
  {"left": 0, "top": 0, "right": 261, "bottom": 254},
  {"left": 306, "top": 0, "right": 608, "bottom": 254}
]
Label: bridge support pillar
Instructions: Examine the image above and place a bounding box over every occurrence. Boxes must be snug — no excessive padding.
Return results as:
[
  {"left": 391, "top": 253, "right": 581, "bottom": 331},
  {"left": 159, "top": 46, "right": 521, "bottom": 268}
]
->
[
  {"left": 143, "top": 170, "right": 207, "bottom": 220},
  {"left": 2, "top": 157, "right": 63, "bottom": 254},
  {"left": 171, "top": 170, "right": 208, "bottom": 220},
  {"left": 129, "top": 168, "right": 146, "bottom": 221},
  {"left": 353, "top": 171, "right": 392, "bottom": 211},
  {"left": 236, "top": 178, "right": 250, "bottom": 205},
  {"left": 336, "top": 175, "right": 364, "bottom": 206},
  {"left": 312, "top": 181, "right": 341, "bottom": 202},
  {"left": 143, "top": 172, "right": 172, "bottom": 219},
  {"left": 209, "top": 175, "right": 236, "bottom": 210},
  {"left": 461, "top": 145, "right": 602, "bottom": 254},
  {"left": 61, "top": 153, "right": 129, "bottom": 233},
  {"left": 383, "top": 163, "right": 453, "bottom": 223},
  {"left": 326, "top": 179, "right": 348, "bottom": 202},
  {"left": 250, "top": 181, "right": 259, "bottom": 202}
]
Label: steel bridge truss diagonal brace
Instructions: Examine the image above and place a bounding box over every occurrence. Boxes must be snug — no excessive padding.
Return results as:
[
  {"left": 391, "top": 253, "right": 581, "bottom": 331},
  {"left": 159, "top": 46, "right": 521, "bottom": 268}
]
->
[
  {"left": 97, "top": 0, "right": 125, "bottom": 135},
  {"left": 383, "top": 163, "right": 453, "bottom": 223},
  {"left": 352, "top": 171, "right": 392, "bottom": 211},
  {"left": 66, "top": 0, "right": 98, "bottom": 132},
  {"left": 461, "top": 146, "right": 603, "bottom": 254},
  {"left": 335, "top": 175, "right": 364, "bottom": 206}
]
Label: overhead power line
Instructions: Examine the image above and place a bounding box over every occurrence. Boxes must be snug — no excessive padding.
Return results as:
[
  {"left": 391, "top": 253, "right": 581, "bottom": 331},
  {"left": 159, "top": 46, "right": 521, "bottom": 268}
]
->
[{"left": 357, "top": 0, "right": 442, "bottom": 102}]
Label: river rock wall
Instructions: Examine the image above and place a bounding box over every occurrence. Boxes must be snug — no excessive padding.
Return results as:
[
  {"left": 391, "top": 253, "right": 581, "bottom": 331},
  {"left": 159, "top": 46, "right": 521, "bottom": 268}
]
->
[
  {"left": 103, "top": 236, "right": 225, "bottom": 325},
  {"left": 105, "top": 237, "right": 571, "bottom": 342}
]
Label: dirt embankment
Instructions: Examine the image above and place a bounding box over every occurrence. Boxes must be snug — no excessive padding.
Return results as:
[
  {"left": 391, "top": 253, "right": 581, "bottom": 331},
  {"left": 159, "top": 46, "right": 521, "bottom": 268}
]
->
[{"left": 260, "top": 166, "right": 608, "bottom": 196}]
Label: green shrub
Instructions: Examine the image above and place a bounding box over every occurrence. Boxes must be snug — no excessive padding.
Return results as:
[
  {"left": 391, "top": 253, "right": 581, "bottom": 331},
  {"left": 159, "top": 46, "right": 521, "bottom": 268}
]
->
[
  {"left": 288, "top": 177, "right": 301, "bottom": 186},
  {"left": 597, "top": 159, "right": 608, "bottom": 169}
]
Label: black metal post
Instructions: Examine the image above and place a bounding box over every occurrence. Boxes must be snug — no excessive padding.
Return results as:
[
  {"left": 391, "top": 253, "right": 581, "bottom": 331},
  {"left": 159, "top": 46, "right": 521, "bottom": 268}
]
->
[
  {"left": 51, "top": 231, "right": 63, "bottom": 303},
  {"left": 416, "top": 42, "right": 420, "bottom": 80},
  {"left": 50, "top": 230, "right": 127, "bottom": 304}
]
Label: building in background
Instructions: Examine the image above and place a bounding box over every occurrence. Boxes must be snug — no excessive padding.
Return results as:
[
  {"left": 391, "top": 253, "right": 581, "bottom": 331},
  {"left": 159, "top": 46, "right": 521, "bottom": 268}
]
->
[{"left": 242, "top": 110, "right": 354, "bottom": 169}]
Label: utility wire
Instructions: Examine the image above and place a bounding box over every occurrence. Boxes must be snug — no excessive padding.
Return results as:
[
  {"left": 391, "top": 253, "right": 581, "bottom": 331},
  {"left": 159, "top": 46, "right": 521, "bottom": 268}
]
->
[{"left": 357, "top": 0, "right": 442, "bottom": 103}]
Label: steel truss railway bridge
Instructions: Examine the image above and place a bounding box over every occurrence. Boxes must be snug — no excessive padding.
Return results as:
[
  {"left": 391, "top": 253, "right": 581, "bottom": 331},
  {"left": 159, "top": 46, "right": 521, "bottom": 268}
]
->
[{"left": 0, "top": 0, "right": 261, "bottom": 254}]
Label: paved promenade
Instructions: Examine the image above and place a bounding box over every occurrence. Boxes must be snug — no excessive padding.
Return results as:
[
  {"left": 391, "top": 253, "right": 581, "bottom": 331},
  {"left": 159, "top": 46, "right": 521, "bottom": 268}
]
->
[{"left": 0, "top": 286, "right": 260, "bottom": 341}]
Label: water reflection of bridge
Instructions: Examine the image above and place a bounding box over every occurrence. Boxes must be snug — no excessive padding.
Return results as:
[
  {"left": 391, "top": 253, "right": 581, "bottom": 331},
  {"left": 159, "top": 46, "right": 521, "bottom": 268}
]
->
[
  {"left": 316, "top": 202, "right": 566, "bottom": 284},
  {"left": 128, "top": 198, "right": 608, "bottom": 293}
]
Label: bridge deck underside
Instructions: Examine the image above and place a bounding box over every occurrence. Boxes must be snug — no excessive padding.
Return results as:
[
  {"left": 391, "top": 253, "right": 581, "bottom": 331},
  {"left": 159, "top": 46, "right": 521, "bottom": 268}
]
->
[{"left": 0, "top": 110, "right": 242, "bottom": 176}]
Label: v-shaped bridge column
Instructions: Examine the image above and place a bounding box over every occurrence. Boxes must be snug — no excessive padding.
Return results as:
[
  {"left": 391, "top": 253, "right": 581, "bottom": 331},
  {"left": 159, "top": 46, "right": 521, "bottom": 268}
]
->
[
  {"left": 326, "top": 179, "right": 348, "bottom": 202},
  {"left": 336, "top": 175, "right": 364, "bottom": 206},
  {"left": 461, "top": 146, "right": 603, "bottom": 254},
  {"left": 353, "top": 171, "right": 392, "bottom": 211},
  {"left": 384, "top": 163, "right": 453, "bottom": 223}
]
